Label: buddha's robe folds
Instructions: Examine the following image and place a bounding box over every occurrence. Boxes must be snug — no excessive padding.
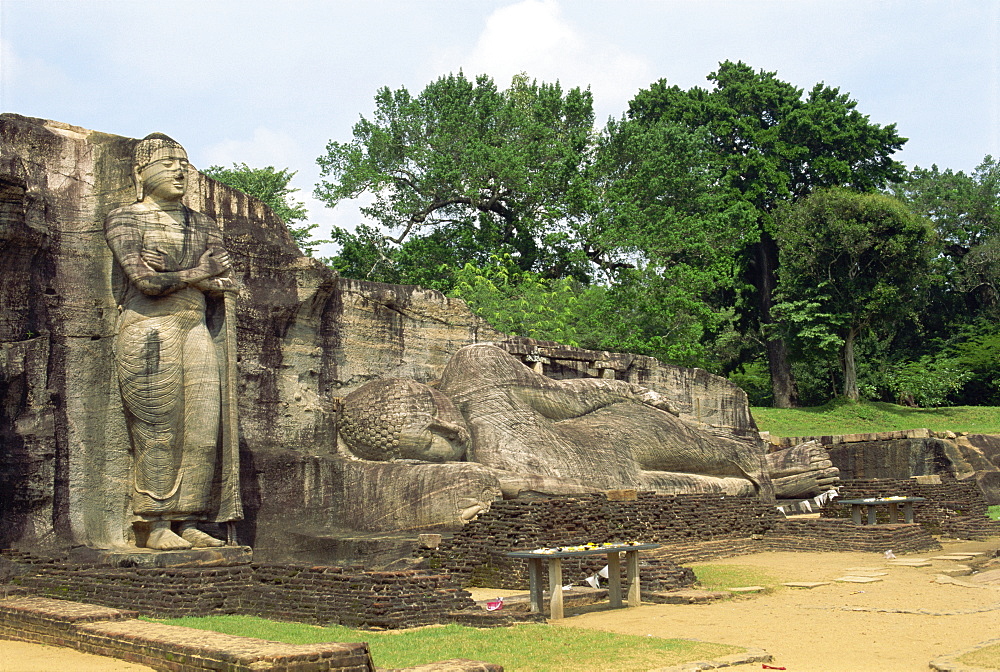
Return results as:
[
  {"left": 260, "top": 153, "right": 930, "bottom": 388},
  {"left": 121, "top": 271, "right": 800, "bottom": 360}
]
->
[{"left": 105, "top": 204, "right": 241, "bottom": 523}]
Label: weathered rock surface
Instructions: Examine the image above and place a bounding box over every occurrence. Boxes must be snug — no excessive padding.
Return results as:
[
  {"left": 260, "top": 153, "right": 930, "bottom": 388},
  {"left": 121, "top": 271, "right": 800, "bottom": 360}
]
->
[
  {"left": 951, "top": 434, "right": 1000, "bottom": 504},
  {"left": 438, "top": 343, "right": 773, "bottom": 498},
  {"left": 497, "top": 338, "right": 758, "bottom": 438},
  {"left": 765, "top": 440, "right": 840, "bottom": 499},
  {"left": 822, "top": 433, "right": 1000, "bottom": 504},
  {"left": 0, "top": 115, "right": 765, "bottom": 560}
]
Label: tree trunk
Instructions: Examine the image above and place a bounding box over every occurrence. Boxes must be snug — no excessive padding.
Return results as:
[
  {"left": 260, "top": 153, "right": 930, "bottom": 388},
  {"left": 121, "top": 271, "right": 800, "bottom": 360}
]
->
[
  {"left": 842, "top": 327, "right": 859, "bottom": 401},
  {"left": 766, "top": 337, "right": 798, "bottom": 408},
  {"left": 754, "top": 233, "right": 799, "bottom": 408}
]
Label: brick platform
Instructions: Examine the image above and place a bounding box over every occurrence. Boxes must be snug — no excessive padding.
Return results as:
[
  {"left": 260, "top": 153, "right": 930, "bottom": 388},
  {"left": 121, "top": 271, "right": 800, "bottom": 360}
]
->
[
  {"left": 2, "top": 551, "right": 518, "bottom": 630},
  {"left": 424, "top": 492, "right": 954, "bottom": 587},
  {"left": 423, "top": 493, "right": 773, "bottom": 590}
]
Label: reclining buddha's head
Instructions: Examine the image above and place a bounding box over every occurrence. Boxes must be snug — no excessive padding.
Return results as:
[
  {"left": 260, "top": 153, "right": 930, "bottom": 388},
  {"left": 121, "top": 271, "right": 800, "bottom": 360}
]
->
[{"left": 338, "top": 378, "right": 469, "bottom": 462}]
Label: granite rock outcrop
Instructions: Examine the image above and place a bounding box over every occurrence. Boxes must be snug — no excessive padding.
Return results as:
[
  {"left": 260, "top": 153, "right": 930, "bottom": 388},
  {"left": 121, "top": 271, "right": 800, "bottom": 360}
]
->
[{"left": 0, "top": 115, "right": 788, "bottom": 561}]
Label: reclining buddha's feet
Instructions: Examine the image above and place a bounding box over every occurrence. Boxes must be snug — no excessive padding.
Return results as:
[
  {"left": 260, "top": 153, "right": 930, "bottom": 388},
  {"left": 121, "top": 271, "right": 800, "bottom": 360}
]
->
[{"left": 766, "top": 441, "right": 841, "bottom": 499}]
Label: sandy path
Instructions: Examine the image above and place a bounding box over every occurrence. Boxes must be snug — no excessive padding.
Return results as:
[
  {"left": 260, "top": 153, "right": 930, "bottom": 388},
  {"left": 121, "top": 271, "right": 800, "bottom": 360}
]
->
[
  {"left": 0, "top": 639, "right": 154, "bottom": 671},
  {"left": 560, "top": 539, "right": 1000, "bottom": 671}
]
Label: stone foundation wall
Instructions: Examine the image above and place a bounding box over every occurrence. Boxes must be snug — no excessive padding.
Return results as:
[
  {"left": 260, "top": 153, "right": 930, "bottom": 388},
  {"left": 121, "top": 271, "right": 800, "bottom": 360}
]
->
[
  {"left": 426, "top": 491, "right": 955, "bottom": 586},
  {"left": 763, "top": 518, "right": 940, "bottom": 553},
  {"left": 14, "top": 563, "right": 251, "bottom": 618},
  {"left": 248, "top": 565, "right": 481, "bottom": 629}
]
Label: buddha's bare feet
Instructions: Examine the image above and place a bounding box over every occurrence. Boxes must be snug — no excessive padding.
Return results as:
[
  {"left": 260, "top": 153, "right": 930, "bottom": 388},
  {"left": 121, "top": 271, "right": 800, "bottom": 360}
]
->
[
  {"left": 179, "top": 523, "right": 225, "bottom": 547},
  {"left": 146, "top": 522, "right": 193, "bottom": 550}
]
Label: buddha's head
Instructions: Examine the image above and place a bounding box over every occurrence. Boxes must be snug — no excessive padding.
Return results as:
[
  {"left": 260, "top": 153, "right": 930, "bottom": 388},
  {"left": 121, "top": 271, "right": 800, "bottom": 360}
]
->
[
  {"left": 132, "top": 133, "right": 189, "bottom": 203},
  {"left": 338, "top": 378, "right": 469, "bottom": 462}
]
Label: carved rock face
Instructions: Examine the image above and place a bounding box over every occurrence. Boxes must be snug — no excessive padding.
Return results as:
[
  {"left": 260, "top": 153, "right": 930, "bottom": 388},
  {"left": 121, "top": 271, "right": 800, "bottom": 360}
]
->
[
  {"left": 338, "top": 378, "right": 469, "bottom": 462},
  {"left": 438, "top": 344, "right": 774, "bottom": 498}
]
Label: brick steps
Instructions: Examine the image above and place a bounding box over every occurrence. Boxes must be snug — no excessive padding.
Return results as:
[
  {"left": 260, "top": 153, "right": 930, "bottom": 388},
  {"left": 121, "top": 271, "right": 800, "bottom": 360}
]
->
[{"left": 0, "top": 595, "right": 374, "bottom": 671}]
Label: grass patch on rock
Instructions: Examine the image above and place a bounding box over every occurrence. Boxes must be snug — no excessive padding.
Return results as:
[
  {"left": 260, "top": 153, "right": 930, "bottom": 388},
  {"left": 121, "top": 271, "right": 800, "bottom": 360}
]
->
[
  {"left": 751, "top": 399, "right": 1000, "bottom": 437},
  {"left": 154, "top": 615, "right": 743, "bottom": 671}
]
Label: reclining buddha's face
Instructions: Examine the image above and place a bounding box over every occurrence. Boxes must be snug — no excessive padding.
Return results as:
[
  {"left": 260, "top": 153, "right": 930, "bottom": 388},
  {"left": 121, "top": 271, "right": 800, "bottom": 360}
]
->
[{"left": 338, "top": 378, "right": 468, "bottom": 462}]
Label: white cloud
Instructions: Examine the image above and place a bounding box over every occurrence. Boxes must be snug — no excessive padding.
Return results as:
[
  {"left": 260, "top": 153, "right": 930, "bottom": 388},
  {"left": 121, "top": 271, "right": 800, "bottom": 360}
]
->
[
  {"left": 455, "top": 0, "right": 653, "bottom": 121},
  {"left": 200, "top": 127, "right": 304, "bottom": 171}
]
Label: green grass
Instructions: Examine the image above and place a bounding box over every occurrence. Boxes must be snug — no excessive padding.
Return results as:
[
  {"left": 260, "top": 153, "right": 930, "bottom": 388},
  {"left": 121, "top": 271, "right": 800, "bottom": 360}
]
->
[
  {"left": 154, "top": 615, "right": 742, "bottom": 671},
  {"left": 959, "top": 642, "right": 1000, "bottom": 669},
  {"left": 988, "top": 505, "right": 1000, "bottom": 521},
  {"left": 691, "top": 564, "right": 780, "bottom": 593},
  {"left": 751, "top": 399, "right": 1000, "bottom": 437}
]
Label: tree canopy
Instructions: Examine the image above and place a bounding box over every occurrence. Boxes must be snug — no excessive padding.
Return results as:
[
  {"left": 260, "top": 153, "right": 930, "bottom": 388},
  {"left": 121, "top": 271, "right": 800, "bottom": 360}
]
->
[
  {"left": 203, "top": 163, "right": 321, "bottom": 254},
  {"left": 315, "top": 72, "right": 596, "bottom": 283},
  {"left": 296, "top": 65, "right": 1000, "bottom": 408},
  {"left": 622, "top": 61, "right": 908, "bottom": 406},
  {"left": 893, "top": 156, "right": 1000, "bottom": 317}
]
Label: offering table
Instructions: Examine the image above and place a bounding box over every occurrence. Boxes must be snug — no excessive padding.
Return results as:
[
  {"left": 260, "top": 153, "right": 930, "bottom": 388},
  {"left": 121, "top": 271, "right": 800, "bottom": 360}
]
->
[
  {"left": 839, "top": 497, "right": 926, "bottom": 525},
  {"left": 506, "top": 542, "right": 661, "bottom": 620}
]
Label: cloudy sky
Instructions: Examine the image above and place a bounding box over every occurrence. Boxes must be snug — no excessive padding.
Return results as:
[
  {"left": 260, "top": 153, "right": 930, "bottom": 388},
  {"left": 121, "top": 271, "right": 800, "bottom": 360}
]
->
[{"left": 2, "top": 0, "right": 998, "bottom": 256}]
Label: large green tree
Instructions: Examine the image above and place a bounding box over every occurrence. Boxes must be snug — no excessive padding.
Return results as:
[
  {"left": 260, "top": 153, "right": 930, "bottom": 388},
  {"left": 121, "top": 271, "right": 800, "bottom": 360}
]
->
[
  {"left": 774, "top": 188, "right": 934, "bottom": 400},
  {"left": 586, "top": 114, "right": 756, "bottom": 369},
  {"left": 203, "top": 164, "right": 321, "bottom": 254},
  {"left": 624, "top": 61, "right": 907, "bottom": 406},
  {"left": 886, "top": 156, "right": 1000, "bottom": 405},
  {"left": 315, "top": 72, "right": 595, "bottom": 283},
  {"left": 892, "top": 156, "right": 1000, "bottom": 318}
]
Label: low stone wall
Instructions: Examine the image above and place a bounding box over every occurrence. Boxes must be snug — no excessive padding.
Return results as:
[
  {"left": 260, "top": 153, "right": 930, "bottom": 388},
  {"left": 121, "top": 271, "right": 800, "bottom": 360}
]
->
[
  {"left": 14, "top": 563, "right": 251, "bottom": 617},
  {"left": 0, "top": 595, "right": 376, "bottom": 672},
  {"left": 763, "top": 518, "right": 940, "bottom": 553},
  {"left": 820, "top": 477, "right": 1000, "bottom": 538},
  {"left": 249, "top": 565, "right": 482, "bottom": 629},
  {"left": 649, "top": 538, "right": 768, "bottom": 565},
  {"left": 636, "top": 519, "right": 942, "bottom": 564},
  {"left": 426, "top": 491, "right": 957, "bottom": 585},
  {"left": 425, "top": 493, "right": 778, "bottom": 589},
  {"left": 1, "top": 551, "right": 513, "bottom": 630}
]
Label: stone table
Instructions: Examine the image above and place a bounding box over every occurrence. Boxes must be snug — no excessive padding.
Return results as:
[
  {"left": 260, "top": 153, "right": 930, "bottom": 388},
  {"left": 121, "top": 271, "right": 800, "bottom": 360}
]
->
[
  {"left": 506, "top": 543, "right": 661, "bottom": 619},
  {"left": 839, "top": 497, "right": 926, "bottom": 525}
]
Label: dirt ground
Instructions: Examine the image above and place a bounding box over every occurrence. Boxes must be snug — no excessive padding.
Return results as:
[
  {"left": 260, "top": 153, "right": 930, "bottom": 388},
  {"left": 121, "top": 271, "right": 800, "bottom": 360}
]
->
[
  {"left": 0, "top": 639, "right": 154, "bottom": 671},
  {"left": 559, "top": 538, "right": 1000, "bottom": 671},
  {"left": 1, "top": 538, "right": 998, "bottom": 671}
]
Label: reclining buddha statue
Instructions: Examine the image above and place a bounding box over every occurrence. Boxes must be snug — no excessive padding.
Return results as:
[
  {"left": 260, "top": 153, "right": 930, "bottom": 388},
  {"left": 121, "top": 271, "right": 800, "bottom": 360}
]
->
[{"left": 337, "top": 344, "right": 838, "bottom": 510}]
